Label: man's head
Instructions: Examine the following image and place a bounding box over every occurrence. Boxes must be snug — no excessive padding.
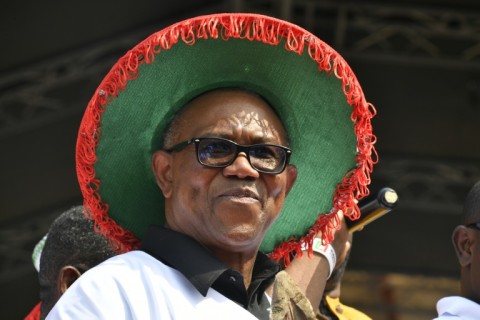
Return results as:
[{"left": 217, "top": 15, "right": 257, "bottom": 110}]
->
[
  {"left": 452, "top": 181, "right": 480, "bottom": 304},
  {"left": 152, "top": 89, "right": 297, "bottom": 254},
  {"left": 38, "top": 206, "right": 116, "bottom": 318}
]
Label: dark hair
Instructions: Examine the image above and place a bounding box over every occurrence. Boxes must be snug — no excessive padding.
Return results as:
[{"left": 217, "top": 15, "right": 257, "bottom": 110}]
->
[
  {"left": 39, "top": 206, "right": 116, "bottom": 318},
  {"left": 462, "top": 180, "right": 480, "bottom": 224}
]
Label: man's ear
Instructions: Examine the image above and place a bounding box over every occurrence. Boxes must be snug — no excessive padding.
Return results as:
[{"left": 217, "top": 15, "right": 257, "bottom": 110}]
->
[
  {"left": 57, "top": 266, "right": 82, "bottom": 295},
  {"left": 452, "top": 225, "right": 473, "bottom": 267},
  {"left": 152, "top": 150, "right": 173, "bottom": 198},
  {"left": 285, "top": 164, "right": 298, "bottom": 195}
]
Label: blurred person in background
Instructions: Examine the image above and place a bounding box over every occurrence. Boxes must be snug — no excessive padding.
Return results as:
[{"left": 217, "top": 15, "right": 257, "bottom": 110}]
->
[
  {"left": 24, "top": 206, "right": 116, "bottom": 320},
  {"left": 434, "top": 180, "right": 480, "bottom": 319}
]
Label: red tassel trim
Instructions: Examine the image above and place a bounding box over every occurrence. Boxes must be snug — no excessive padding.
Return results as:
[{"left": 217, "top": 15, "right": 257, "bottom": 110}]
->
[{"left": 76, "top": 13, "right": 377, "bottom": 257}]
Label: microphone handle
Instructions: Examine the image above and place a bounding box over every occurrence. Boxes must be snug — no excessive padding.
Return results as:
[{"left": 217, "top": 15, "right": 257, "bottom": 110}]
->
[{"left": 346, "top": 187, "right": 399, "bottom": 232}]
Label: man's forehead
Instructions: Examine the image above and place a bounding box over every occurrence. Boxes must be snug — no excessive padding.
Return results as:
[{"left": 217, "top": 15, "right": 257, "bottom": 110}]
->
[
  {"left": 179, "top": 89, "right": 288, "bottom": 138},
  {"left": 200, "top": 112, "right": 284, "bottom": 142}
]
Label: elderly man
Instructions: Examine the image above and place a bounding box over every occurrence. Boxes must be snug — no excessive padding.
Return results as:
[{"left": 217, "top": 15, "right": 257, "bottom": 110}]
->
[
  {"left": 47, "top": 13, "right": 376, "bottom": 319},
  {"left": 434, "top": 181, "right": 480, "bottom": 319}
]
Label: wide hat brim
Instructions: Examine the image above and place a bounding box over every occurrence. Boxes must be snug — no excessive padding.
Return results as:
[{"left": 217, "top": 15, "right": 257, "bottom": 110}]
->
[{"left": 76, "top": 13, "right": 376, "bottom": 259}]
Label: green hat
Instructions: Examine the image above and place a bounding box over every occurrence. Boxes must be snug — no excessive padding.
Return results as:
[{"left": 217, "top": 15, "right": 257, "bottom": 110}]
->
[{"left": 76, "top": 13, "right": 377, "bottom": 261}]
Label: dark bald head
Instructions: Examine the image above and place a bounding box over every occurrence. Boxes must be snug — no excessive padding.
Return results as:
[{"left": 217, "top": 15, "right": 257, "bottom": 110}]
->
[{"left": 463, "top": 181, "right": 480, "bottom": 225}]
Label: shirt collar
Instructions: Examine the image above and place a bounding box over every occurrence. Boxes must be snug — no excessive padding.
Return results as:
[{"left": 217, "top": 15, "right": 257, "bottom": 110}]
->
[
  {"left": 140, "top": 225, "right": 280, "bottom": 297},
  {"left": 140, "top": 225, "right": 229, "bottom": 296}
]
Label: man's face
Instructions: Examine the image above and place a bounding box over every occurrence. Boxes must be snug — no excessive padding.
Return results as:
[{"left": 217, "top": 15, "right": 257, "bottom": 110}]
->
[{"left": 153, "top": 89, "right": 297, "bottom": 254}]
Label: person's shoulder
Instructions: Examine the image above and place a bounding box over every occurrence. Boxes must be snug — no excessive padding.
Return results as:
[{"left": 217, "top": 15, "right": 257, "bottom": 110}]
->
[
  {"left": 437, "top": 295, "right": 478, "bottom": 308},
  {"left": 436, "top": 295, "right": 480, "bottom": 319},
  {"left": 82, "top": 250, "right": 184, "bottom": 285},
  {"left": 68, "top": 250, "right": 161, "bottom": 285},
  {"left": 100, "top": 250, "right": 158, "bottom": 267},
  {"left": 84, "top": 250, "right": 156, "bottom": 270}
]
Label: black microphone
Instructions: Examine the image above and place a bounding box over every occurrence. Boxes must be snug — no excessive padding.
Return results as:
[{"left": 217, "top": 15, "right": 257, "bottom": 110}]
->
[{"left": 347, "top": 187, "right": 399, "bottom": 232}]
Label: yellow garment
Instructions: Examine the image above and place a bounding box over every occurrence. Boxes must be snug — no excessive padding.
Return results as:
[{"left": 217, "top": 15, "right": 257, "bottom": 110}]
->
[{"left": 324, "top": 296, "right": 372, "bottom": 320}]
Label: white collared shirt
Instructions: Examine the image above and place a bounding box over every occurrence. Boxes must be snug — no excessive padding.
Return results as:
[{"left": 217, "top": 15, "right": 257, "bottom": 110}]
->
[
  {"left": 46, "top": 251, "right": 258, "bottom": 319},
  {"left": 434, "top": 296, "right": 480, "bottom": 320}
]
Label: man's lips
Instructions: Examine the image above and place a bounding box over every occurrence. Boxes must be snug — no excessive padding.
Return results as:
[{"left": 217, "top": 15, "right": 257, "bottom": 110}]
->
[{"left": 218, "top": 188, "right": 260, "bottom": 201}]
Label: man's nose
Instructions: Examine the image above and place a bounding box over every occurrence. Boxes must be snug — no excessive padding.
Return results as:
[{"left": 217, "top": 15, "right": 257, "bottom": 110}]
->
[{"left": 222, "top": 153, "right": 260, "bottom": 179}]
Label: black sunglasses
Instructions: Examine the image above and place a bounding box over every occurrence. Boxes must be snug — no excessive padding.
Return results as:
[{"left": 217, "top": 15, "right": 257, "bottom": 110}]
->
[
  {"left": 466, "top": 222, "right": 480, "bottom": 231},
  {"left": 164, "top": 137, "right": 292, "bottom": 174}
]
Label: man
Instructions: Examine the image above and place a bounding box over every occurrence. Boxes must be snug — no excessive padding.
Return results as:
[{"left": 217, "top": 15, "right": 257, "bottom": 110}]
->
[
  {"left": 47, "top": 13, "right": 377, "bottom": 319},
  {"left": 434, "top": 181, "right": 480, "bottom": 319},
  {"left": 25, "top": 206, "right": 116, "bottom": 320}
]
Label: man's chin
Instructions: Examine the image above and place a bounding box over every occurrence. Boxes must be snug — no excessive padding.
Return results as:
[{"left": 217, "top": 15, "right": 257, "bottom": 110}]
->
[
  {"left": 213, "top": 204, "right": 263, "bottom": 228},
  {"left": 214, "top": 226, "right": 265, "bottom": 250}
]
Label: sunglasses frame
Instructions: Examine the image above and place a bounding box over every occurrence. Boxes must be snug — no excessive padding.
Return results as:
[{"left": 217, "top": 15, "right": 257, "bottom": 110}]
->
[{"left": 165, "top": 137, "right": 292, "bottom": 174}]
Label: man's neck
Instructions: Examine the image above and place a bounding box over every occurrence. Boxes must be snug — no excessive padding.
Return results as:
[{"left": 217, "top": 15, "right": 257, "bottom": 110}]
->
[{"left": 211, "top": 248, "right": 258, "bottom": 289}]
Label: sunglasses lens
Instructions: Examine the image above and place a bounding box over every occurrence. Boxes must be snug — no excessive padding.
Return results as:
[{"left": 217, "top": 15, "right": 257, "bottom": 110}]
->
[
  {"left": 198, "top": 139, "right": 235, "bottom": 166},
  {"left": 250, "top": 146, "right": 286, "bottom": 173}
]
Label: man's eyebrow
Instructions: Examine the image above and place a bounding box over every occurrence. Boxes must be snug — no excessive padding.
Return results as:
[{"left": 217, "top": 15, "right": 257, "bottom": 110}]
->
[
  {"left": 197, "top": 130, "right": 288, "bottom": 145},
  {"left": 252, "top": 132, "right": 290, "bottom": 145},
  {"left": 245, "top": 137, "right": 289, "bottom": 147},
  {"left": 196, "top": 132, "right": 230, "bottom": 139}
]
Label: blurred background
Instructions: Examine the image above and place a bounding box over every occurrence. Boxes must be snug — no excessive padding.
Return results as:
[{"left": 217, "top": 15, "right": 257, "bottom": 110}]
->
[{"left": 1, "top": 0, "right": 480, "bottom": 319}]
